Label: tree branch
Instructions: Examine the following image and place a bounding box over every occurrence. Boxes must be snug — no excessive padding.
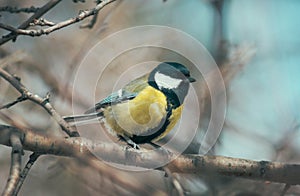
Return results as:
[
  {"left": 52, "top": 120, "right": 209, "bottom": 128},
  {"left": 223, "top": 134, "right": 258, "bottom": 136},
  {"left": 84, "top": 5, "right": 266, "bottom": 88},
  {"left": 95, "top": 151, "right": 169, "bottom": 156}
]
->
[
  {"left": 0, "top": 95, "right": 27, "bottom": 110},
  {"left": 0, "top": 0, "right": 116, "bottom": 41},
  {"left": 0, "top": 125, "right": 155, "bottom": 195},
  {"left": 14, "top": 153, "right": 40, "bottom": 196},
  {"left": 0, "top": 68, "right": 79, "bottom": 137},
  {"left": 2, "top": 132, "right": 23, "bottom": 196},
  {"left": 0, "top": 0, "right": 62, "bottom": 45},
  {"left": 29, "top": 18, "right": 56, "bottom": 27},
  {"left": 0, "top": 125, "right": 299, "bottom": 186},
  {"left": 0, "top": 6, "right": 39, "bottom": 14}
]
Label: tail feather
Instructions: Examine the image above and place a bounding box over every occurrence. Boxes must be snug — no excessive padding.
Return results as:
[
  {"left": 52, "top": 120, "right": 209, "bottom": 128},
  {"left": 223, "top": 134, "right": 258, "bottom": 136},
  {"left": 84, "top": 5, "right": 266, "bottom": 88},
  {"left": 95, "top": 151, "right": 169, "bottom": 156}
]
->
[{"left": 63, "top": 112, "right": 103, "bottom": 126}]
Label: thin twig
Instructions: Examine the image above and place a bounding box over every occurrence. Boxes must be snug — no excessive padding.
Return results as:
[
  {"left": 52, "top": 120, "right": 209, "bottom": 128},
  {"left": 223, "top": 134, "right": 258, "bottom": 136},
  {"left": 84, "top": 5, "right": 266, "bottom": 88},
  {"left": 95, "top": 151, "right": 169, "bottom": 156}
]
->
[
  {"left": 14, "top": 153, "right": 40, "bottom": 196},
  {"left": 0, "top": 125, "right": 151, "bottom": 195},
  {"left": 0, "top": 0, "right": 62, "bottom": 45},
  {"left": 29, "top": 18, "right": 56, "bottom": 27},
  {"left": 0, "top": 95, "right": 27, "bottom": 110},
  {"left": 0, "top": 0, "right": 116, "bottom": 38},
  {"left": 2, "top": 132, "right": 23, "bottom": 196},
  {"left": 80, "top": 11, "right": 99, "bottom": 29},
  {"left": 0, "top": 68, "right": 79, "bottom": 137},
  {"left": 79, "top": 1, "right": 100, "bottom": 30},
  {"left": 0, "top": 6, "right": 39, "bottom": 14},
  {"left": 0, "top": 23, "right": 20, "bottom": 34},
  {"left": 79, "top": 0, "right": 104, "bottom": 29}
]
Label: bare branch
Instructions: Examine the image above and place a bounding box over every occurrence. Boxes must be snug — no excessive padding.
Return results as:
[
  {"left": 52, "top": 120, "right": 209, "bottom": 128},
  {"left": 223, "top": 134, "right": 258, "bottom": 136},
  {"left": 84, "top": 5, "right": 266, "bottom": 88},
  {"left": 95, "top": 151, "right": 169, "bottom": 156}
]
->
[
  {"left": 79, "top": 0, "right": 104, "bottom": 29},
  {"left": 0, "top": 68, "right": 79, "bottom": 137},
  {"left": 29, "top": 18, "right": 56, "bottom": 27},
  {"left": 2, "top": 132, "right": 23, "bottom": 196},
  {"left": 0, "top": 23, "right": 20, "bottom": 34},
  {"left": 0, "top": 125, "right": 299, "bottom": 186},
  {"left": 14, "top": 153, "right": 40, "bottom": 196},
  {"left": 0, "top": 6, "right": 39, "bottom": 14},
  {"left": 80, "top": 11, "right": 99, "bottom": 29},
  {"left": 0, "top": 0, "right": 116, "bottom": 40},
  {"left": 0, "top": 0, "right": 62, "bottom": 45},
  {"left": 0, "top": 125, "right": 154, "bottom": 195},
  {"left": 0, "top": 95, "right": 27, "bottom": 110}
]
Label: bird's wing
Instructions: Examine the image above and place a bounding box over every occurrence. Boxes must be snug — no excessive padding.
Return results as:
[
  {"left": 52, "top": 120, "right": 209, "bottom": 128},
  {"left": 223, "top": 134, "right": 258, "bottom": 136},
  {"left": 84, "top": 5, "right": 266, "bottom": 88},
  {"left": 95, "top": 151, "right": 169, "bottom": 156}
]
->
[{"left": 85, "top": 74, "right": 149, "bottom": 114}]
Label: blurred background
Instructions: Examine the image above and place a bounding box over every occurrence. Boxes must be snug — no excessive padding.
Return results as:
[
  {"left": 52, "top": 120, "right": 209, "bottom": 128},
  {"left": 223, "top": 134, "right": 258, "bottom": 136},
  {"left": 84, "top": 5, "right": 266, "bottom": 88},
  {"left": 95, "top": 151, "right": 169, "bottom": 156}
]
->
[{"left": 0, "top": 0, "right": 300, "bottom": 195}]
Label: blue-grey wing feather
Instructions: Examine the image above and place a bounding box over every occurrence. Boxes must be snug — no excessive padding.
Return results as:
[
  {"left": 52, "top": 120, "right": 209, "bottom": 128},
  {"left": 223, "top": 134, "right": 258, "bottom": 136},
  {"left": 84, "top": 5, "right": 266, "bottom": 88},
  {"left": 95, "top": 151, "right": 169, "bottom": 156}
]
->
[
  {"left": 98, "top": 91, "right": 138, "bottom": 106},
  {"left": 85, "top": 74, "right": 149, "bottom": 114}
]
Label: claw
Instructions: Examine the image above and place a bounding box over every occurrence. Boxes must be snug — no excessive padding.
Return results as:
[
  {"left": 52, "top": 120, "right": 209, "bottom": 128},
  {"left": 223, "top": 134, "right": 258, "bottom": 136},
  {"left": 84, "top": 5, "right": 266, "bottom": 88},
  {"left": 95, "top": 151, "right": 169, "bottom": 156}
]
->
[{"left": 118, "top": 135, "right": 140, "bottom": 149}]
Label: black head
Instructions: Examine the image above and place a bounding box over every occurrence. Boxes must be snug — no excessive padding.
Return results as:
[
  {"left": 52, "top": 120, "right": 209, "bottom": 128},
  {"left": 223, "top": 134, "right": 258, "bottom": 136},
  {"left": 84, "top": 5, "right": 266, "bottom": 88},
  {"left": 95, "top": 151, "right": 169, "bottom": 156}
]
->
[{"left": 148, "top": 62, "right": 196, "bottom": 108}]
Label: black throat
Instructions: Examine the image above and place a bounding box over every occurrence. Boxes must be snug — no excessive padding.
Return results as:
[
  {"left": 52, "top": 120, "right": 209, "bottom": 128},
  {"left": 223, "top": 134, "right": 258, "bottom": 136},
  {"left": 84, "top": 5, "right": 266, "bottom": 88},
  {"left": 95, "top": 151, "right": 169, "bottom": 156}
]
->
[
  {"left": 129, "top": 70, "right": 190, "bottom": 144},
  {"left": 148, "top": 72, "right": 182, "bottom": 109},
  {"left": 160, "top": 88, "right": 181, "bottom": 109}
]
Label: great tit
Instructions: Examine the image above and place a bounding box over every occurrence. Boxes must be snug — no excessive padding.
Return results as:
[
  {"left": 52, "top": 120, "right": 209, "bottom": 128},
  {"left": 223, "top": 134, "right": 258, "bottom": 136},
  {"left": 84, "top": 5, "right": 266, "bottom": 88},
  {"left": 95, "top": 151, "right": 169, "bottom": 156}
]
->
[{"left": 64, "top": 62, "right": 196, "bottom": 149}]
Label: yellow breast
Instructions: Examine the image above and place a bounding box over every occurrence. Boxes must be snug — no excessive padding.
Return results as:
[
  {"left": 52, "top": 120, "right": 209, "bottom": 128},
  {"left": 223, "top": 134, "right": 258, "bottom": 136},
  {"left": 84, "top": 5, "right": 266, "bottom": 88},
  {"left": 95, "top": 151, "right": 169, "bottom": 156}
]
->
[{"left": 103, "top": 86, "right": 171, "bottom": 138}]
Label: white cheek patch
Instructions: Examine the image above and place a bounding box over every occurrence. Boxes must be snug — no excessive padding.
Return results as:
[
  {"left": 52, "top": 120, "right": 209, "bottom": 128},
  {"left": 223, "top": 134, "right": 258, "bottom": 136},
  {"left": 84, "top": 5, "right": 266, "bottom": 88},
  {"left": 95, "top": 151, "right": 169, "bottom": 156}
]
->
[{"left": 154, "top": 72, "right": 182, "bottom": 89}]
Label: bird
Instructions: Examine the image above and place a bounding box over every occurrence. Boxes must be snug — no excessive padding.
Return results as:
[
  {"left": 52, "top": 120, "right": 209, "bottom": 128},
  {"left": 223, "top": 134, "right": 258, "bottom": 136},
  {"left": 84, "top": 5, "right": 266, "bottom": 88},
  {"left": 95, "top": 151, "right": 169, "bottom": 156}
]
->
[{"left": 63, "top": 62, "right": 196, "bottom": 149}]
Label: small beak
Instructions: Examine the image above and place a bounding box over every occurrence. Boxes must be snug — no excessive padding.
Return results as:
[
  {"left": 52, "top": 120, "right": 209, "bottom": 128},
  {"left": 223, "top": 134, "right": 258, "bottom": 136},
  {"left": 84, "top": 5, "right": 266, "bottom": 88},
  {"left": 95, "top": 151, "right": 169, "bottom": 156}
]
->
[{"left": 188, "top": 77, "right": 196, "bottom": 83}]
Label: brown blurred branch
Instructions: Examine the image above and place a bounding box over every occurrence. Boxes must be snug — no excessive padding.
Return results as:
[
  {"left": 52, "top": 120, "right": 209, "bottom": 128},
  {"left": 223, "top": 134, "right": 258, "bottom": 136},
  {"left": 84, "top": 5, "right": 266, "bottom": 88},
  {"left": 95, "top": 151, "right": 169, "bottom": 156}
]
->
[
  {"left": 0, "top": 0, "right": 62, "bottom": 45},
  {"left": 0, "top": 68, "right": 79, "bottom": 137},
  {"left": 163, "top": 167, "right": 184, "bottom": 196},
  {"left": 14, "top": 153, "right": 40, "bottom": 196},
  {"left": 2, "top": 132, "right": 23, "bottom": 196},
  {"left": 0, "top": 6, "right": 39, "bottom": 14},
  {"left": 0, "top": 125, "right": 299, "bottom": 186},
  {"left": 221, "top": 44, "right": 256, "bottom": 84},
  {"left": 0, "top": 125, "right": 157, "bottom": 195},
  {"left": 0, "top": 0, "right": 116, "bottom": 42},
  {"left": 0, "top": 50, "right": 27, "bottom": 69},
  {"left": 0, "top": 95, "right": 27, "bottom": 110}
]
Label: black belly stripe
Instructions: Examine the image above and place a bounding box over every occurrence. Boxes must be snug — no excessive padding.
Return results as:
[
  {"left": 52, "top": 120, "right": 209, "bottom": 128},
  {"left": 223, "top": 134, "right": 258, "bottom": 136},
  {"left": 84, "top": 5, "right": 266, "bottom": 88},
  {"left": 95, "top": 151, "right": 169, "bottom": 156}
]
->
[
  {"left": 130, "top": 88, "right": 179, "bottom": 144},
  {"left": 130, "top": 108, "right": 172, "bottom": 144}
]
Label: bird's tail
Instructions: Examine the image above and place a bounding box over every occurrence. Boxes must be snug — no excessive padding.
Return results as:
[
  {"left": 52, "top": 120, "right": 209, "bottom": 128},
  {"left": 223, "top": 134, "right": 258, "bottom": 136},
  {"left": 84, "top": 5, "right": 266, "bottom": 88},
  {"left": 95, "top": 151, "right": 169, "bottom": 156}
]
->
[{"left": 63, "top": 112, "right": 103, "bottom": 126}]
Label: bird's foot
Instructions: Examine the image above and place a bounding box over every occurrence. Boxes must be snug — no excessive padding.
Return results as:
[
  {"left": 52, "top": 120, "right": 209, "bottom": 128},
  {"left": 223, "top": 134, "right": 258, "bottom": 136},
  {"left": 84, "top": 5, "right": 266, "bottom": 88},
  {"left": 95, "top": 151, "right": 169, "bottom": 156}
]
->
[{"left": 118, "top": 135, "right": 140, "bottom": 150}]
